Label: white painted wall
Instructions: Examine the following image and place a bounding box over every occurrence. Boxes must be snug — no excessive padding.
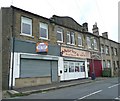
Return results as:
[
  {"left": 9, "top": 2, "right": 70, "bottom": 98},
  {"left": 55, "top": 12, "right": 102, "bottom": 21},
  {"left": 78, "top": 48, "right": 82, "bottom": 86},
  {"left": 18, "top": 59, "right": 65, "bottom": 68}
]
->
[
  {"left": 58, "top": 57, "right": 64, "bottom": 80},
  {"left": 9, "top": 52, "right": 20, "bottom": 87}
]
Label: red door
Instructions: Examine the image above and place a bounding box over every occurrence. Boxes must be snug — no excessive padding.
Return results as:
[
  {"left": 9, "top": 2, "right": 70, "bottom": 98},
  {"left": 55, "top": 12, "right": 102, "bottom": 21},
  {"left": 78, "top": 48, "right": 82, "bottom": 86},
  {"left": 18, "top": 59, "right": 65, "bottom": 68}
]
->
[{"left": 89, "top": 60, "right": 102, "bottom": 77}]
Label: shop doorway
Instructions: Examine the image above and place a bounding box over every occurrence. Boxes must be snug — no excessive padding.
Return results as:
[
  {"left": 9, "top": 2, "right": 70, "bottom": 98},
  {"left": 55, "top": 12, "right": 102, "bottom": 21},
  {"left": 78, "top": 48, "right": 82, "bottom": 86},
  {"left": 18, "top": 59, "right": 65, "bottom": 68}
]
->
[{"left": 89, "top": 60, "right": 102, "bottom": 77}]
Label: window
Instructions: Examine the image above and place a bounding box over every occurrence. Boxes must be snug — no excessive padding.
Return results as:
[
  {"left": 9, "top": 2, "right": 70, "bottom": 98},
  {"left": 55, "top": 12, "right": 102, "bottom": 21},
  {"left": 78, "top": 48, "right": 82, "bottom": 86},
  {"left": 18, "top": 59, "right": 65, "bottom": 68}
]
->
[
  {"left": 66, "top": 31, "right": 75, "bottom": 45},
  {"left": 114, "top": 48, "right": 117, "bottom": 56},
  {"left": 107, "top": 60, "right": 111, "bottom": 68},
  {"left": 64, "top": 61, "right": 68, "bottom": 73},
  {"left": 105, "top": 46, "right": 109, "bottom": 55},
  {"left": 69, "top": 62, "right": 74, "bottom": 72},
  {"left": 39, "top": 23, "right": 48, "bottom": 39},
  {"left": 101, "top": 45, "right": 104, "bottom": 53},
  {"left": 71, "top": 32, "right": 75, "bottom": 45},
  {"left": 21, "top": 17, "right": 32, "bottom": 36},
  {"left": 117, "top": 61, "right": 119, "bottom": 68},
  {"left": 113, "top": 61, "right": 116, "bottom": 70},
  {"left": 57, "top": 28, "right": 63, "bottom": 42},
  {"left": 67, "top": 31, "right": 71, "bottom": 44},
  {"left": 103, "top": 60, "right": 106, "bottom": 68},
  {"left": 87, "top": 37, "right": 91, "bottom": 48},
  {"left": 111, "top": 47, "right": 114, "bottom": 55},
  {"left": 75, "top": 62, "right": 80, "bottom": 72},
  {"left": 78, "top": 34, "right": 82, "bottom": 46},
  {"left": 94, "top": 39, "right": 97, "bottom": 49},
  {"left": 80, "top": 62, "right": 85, "bottom": 72}
]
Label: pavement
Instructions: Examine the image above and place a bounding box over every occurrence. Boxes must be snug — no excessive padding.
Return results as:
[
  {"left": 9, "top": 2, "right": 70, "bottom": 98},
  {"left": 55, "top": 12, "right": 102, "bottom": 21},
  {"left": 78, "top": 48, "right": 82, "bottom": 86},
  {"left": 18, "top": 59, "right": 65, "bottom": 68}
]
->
[{"left": 6, "top": 77, "right": 108, "bottom": 98}]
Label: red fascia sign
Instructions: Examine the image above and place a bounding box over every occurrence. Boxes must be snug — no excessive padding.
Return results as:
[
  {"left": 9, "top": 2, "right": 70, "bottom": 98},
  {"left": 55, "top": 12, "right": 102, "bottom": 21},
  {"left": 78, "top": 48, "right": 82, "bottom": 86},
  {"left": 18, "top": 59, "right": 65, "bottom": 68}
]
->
[{"left": 36, "top": 42, "right": 48, "bottom": 53}]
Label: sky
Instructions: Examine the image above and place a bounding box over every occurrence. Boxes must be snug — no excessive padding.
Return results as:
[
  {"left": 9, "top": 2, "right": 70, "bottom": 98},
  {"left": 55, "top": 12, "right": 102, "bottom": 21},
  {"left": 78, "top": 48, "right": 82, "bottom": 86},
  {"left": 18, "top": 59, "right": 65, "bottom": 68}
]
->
[{"left": 0, "top": 0, "right": 119, "bottom": 42}]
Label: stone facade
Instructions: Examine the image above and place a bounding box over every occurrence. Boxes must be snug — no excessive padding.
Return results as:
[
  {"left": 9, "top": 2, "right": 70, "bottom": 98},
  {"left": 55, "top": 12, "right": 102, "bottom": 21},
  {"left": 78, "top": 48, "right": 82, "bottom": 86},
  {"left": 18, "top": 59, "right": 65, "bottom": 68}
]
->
[
  {"left": 100, "top": 35, "right": 119, "bottom": 76},
  {"left": 1, "top": 6, "right": 119, "bottom": 90}
]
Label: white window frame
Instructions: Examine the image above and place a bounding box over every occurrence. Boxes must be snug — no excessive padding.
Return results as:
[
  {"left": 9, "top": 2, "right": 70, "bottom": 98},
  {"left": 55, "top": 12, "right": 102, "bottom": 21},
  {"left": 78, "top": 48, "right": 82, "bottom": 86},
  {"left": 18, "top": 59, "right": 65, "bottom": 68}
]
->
[
  {"left": 114, "top": 48, "right": 117, "bottom": 56},
  {"left": 94, "top": 39, "right": 97, "bottom": 50},
  {"left": 105, "top": 46, "right": 109, "bottom": 55},
  {"left": 78, "top": 34, "right": 82, "bottom": 46},
  {"left": 71, "top": 32, "right": 75, "bottom": 45},
  {"left": 87, "top": 37, "right": 91, "bottom": 48},
  {"left": 39, "top": 22, "right": 48, "bottom": 40},
  {"left": 101, "top": 45, "right": 104, "bottom": 53},
  {"left": 57, "top": 28, "right": 63, "bottom": 43},
  {"left": 21, "top": 17, "right": 32, "bottom": 36},
  {"left": 67, "top": 31, "right": 71, "bottom": 44},
  {"left": 107, "top": 60, "right": 111, "bottom": 68}
]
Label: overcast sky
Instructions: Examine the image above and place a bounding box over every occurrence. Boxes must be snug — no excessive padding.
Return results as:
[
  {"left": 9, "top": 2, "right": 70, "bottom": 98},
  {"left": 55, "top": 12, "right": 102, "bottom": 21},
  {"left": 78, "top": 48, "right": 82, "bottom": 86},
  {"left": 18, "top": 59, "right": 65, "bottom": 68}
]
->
[{"left": 0, "top": 0, "right": 119, "bottom": 42}]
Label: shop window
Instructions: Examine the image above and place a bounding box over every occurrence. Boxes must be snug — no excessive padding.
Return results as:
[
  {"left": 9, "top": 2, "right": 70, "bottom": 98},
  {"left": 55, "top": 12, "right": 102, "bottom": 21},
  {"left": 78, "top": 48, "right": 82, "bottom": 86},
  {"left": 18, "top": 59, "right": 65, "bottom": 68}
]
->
[
  {"left": 39, "top": 22, "right": 48, "bottom": 39},
  {"left": 80, "top": 62, "right": 85, "bottom": 72},
  {"left": 21, "top": 17, "right": 32, "bottom": 36},
  {"left": 57, "top": 27, "right": 63, "bottom": 42},
  {"left": 103, "top": 60, "right": 106, "bottom": 68},
  {"left": 107, "top": 60, "right": 111, "bottom": 68},
  {"left": 113, "top": 61, "right": 116, "bottom": 71},
  {"left": 69, "top": 62, "right": 74, "bottom": 72},
  {"left": 75, "top": 62, "right": 80, "bottom": 72},
  {"left": 64, "top": 62, "right": 68, "bottom": 73}
]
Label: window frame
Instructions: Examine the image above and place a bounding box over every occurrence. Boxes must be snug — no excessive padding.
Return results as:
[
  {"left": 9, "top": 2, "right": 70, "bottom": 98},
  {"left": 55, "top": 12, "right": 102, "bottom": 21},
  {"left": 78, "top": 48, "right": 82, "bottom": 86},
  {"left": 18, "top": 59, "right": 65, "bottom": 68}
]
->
[
  {"left": 107, "top": 60, "right": 111, "bottom": 68},
  {"left": 87, "top": 37, "right": 91, "bottom": 48},
  {"left": 78, "top": 34, "right": 82, "bottom": 46},
  {"left": 21, "top": 16, "right": 32, "bottom": 37},
  {"left": 101, "top": 45, "right": 104, "bottom": 53},
  {"left": 93, "top": 39, "right": 97, "bottom": 50},
  {"left": 67, "top": 31, "right": 71, "bottom": 44},
  {"left": 105, "top": 45, "right": 109, "bottom": 55},
  {"left": 57, "top": 27, "right": 63, "bottom": 43},
  {"left": 39, "top": 22, "right": 48, "bottom": 40},
  {"left": 71, "top": 32, "right": 75, "bottom": 45}
]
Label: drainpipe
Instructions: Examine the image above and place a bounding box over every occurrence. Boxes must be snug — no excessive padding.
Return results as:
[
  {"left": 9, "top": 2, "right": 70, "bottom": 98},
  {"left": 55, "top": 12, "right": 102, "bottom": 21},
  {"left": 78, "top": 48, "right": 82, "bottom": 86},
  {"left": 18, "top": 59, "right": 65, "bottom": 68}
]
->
[{"left": 10, "top": 6, "right": 15, "bottom": 90}]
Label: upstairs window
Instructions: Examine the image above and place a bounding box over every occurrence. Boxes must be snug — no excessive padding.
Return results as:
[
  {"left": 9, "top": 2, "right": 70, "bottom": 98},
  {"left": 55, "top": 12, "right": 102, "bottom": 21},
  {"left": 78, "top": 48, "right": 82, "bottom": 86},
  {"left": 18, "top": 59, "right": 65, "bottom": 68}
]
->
[
  {"left": 21, "top": 17, "right": 32, "bottom": 36},
  {"left": 101, "top": 45, "right": 104, "bottom": 53},
  {"left": 67, "top": 31, "right": 71, "bottom": 44},
  {"left": 39, "top": 22, "right": 48, "bottom": 39},
  {"left": 78, "top": 34, "right": 82, "bottom": 46},
  {"left": 111, "top": 47, "right": 114, "bottom": 55},
  {"left": 57, "top": 28, "right": 63, "bottom": 42},
  {"left": 87, "top": 37, "right": 91, "bottom": 48},
  {"left": 66, "top": 31, "right": 75, "bottom": 45},
  {"left": 114, "top": 48, "right": 117, "bottom": 56},
  {"left": 105, "top": 45, "right": 109, "bottom": 55},
  {"left": 71, "top": 32, "right": 75, "bottom": 45},
  {"left": 93, "top": 39, "right": 97, "bottom": 49}
]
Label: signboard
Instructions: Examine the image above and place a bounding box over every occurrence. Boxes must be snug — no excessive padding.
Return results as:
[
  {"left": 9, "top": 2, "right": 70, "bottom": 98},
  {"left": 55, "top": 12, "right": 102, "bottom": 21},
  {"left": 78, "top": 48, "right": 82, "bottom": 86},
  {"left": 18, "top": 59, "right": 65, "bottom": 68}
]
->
[
  {"left": 36, "top": 42, "right": 48, "bottom": 52},
  {"left": 61, "top": 47, "right": 90, "bottom": 59}
]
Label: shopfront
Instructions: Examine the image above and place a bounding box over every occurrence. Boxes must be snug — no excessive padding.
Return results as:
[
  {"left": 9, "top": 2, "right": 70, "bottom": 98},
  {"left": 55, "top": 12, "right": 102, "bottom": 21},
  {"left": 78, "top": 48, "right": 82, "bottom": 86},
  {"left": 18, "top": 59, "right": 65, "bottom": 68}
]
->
[
  {"left": 59, "top": 47, "right": 91, "bottom": 81},
  {"left": 9, "top": 40, "right": 60, "bottom": 88}
]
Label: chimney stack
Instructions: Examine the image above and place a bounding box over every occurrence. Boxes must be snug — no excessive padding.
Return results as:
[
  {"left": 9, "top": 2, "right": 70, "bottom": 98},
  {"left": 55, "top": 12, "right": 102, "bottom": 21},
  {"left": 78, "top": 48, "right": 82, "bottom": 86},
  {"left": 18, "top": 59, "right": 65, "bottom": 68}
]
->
[
  {"left": 102, "top": 32, "right": 108, "bottom": 39},
  {"left": 82, "top": 22, "right": 88, "bottom": 32},
  {"left": 92, "top": 22, "right": 99, "bottom": 36}
]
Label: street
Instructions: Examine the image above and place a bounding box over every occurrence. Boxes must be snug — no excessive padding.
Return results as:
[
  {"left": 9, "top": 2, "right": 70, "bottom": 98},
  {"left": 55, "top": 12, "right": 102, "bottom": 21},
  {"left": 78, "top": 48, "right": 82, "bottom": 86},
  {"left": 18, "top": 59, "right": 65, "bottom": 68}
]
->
[{"left": 12, "top": 77, "right": 120, "bottom": 100}]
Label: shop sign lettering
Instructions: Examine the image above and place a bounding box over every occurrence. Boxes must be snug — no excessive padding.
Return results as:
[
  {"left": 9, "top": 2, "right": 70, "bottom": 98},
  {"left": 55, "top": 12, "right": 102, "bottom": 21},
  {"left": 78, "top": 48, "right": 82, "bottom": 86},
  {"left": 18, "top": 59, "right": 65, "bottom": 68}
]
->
[{"left": 61, "top": 47, "right": 90, "bottom": 59}]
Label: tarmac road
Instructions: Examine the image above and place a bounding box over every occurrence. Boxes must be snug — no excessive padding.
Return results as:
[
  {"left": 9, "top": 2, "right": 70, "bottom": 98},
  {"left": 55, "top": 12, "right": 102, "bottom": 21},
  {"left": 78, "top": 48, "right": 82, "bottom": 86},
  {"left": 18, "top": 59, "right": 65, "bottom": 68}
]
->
[{"left": 9, "top": 77, "right": 120, "bottom": 100}]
